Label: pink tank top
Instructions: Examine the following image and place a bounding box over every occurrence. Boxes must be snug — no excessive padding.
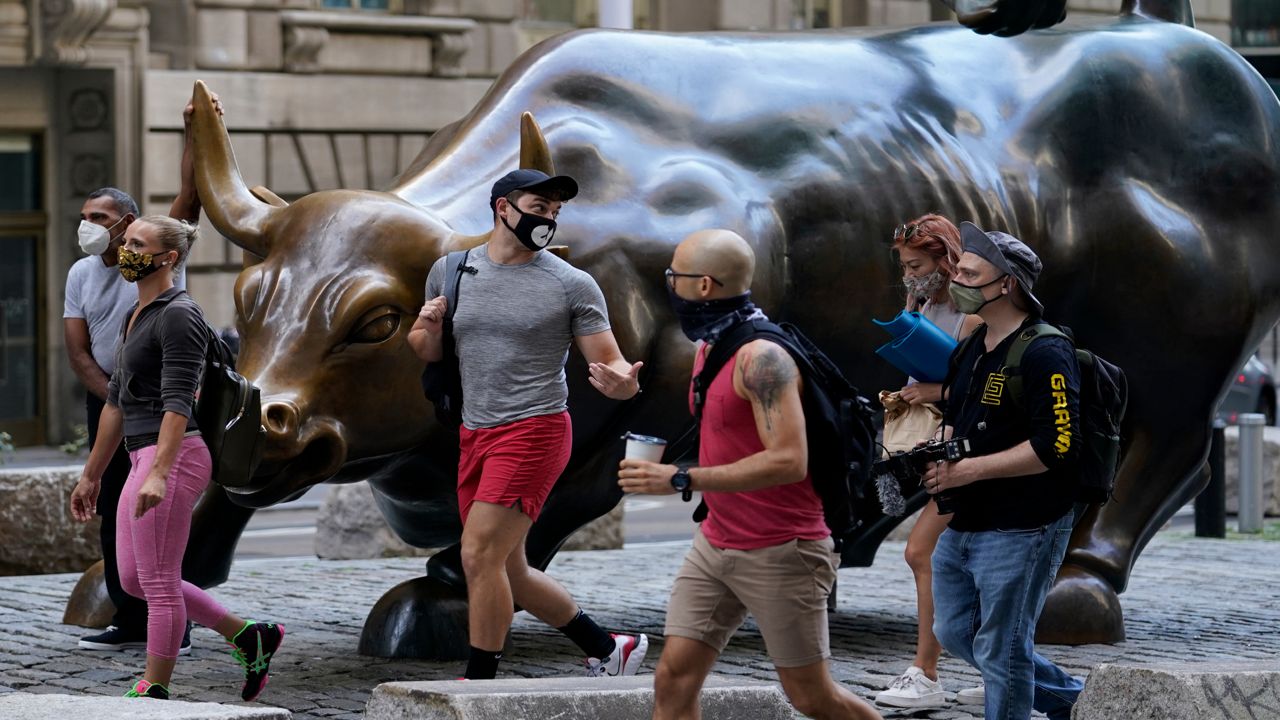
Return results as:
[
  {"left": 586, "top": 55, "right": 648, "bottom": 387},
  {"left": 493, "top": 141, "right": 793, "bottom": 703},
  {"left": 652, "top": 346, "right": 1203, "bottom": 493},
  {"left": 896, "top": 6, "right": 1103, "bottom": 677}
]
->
[{"left": 690, "top": 345, "right": 830, "bottom": 550}]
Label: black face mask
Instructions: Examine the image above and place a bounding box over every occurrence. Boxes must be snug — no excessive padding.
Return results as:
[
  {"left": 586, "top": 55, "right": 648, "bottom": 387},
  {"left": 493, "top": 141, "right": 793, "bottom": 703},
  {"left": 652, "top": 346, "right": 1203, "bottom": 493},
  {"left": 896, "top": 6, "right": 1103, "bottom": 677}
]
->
[
  {"left": 667, "top": 287, "right": 755, "bottom": 342},
  {"left": 501, "top": 204, "right": 557, "bottom": 251}
]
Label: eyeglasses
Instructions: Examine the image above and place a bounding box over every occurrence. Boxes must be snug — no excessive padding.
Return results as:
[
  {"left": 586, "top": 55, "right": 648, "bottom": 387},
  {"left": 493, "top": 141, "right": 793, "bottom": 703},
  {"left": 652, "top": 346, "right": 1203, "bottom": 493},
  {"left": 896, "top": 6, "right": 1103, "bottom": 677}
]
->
[
  {"left": 664, "top": 267, "right": 725, "bottom": 289},
  {"left": 893, "top": 223, "right": 919, "bottom": 242}
]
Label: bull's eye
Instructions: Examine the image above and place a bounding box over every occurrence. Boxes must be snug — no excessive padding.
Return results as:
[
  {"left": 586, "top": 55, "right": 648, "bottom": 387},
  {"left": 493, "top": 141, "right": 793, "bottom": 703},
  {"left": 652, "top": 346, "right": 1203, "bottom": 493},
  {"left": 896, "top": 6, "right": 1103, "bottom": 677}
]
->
[{"left": 349, "top": 312, "right": 401, "bottom": 344}]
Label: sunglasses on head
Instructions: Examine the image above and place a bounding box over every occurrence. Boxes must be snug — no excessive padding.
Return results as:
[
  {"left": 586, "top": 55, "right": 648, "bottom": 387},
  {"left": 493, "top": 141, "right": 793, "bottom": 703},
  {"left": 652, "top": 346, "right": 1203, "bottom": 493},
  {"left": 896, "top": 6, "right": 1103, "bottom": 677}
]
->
[{"left": 893, "top": 223, "right": 919, "bottom": 242}]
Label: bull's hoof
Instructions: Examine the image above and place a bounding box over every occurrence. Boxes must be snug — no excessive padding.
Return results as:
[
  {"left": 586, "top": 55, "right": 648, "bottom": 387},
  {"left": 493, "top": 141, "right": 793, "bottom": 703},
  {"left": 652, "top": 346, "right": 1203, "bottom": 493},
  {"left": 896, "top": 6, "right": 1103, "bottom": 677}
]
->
[
  {"left": 359, "top": 575, "right": 510, "bottom": 660},
  {"left": 1035, "top": 564, "right": 1125, "bottom": 645},
  {"left": 62, "top": 560, "right": 115, "bottom": 628}
]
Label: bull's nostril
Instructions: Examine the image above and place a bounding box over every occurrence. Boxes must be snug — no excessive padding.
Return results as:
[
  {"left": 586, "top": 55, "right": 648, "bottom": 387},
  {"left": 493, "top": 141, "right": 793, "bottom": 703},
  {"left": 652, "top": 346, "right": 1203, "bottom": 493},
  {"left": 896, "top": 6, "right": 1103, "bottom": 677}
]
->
[{"left": 263, "top": 402, "right": 299, "bottom": 436}]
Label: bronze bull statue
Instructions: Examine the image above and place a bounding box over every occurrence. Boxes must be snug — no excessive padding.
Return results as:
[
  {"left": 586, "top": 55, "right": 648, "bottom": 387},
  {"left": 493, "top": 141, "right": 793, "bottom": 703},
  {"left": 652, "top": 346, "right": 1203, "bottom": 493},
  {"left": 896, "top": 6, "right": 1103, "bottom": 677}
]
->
[{"left": 67, "top": 0, "right": 1280, "bottom": 656}]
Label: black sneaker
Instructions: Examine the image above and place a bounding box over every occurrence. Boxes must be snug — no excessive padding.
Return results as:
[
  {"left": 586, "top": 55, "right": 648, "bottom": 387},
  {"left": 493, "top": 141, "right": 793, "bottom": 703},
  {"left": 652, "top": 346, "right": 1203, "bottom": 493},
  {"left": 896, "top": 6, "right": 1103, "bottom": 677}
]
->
[
  {"left": 123, "top": 678, "right": 170, "bottom": 699},
  {"left": 229, "top": 621, "right": 285, "bottom": 702},
  {"left": 79, "top": 625, "right": 146, "bottom": 651},
  {"left": 178, "top": 623, "right": 192, "bottom": 655}
]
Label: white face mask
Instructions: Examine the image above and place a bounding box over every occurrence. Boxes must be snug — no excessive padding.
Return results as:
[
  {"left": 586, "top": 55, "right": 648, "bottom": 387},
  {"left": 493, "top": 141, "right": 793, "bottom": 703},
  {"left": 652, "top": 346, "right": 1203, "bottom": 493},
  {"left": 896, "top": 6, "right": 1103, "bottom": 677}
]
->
[{"left": 77, "top": 217, "right": 123, "bottom": 256}]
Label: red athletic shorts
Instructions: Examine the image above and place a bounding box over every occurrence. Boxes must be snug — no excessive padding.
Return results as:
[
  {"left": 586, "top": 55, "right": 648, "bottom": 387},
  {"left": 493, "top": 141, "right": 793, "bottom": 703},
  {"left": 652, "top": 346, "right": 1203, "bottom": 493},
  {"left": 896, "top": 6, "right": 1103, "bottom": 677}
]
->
[{"left": 457, "top": 411, "right": 572, "bottom": 525}]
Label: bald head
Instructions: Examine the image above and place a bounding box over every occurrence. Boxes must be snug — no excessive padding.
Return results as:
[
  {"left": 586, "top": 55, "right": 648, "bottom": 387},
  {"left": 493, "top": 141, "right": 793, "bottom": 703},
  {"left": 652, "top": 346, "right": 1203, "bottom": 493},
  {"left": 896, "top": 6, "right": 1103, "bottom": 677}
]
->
[{"left": 671, "top": 229, "right": 755, "bottom": 297}]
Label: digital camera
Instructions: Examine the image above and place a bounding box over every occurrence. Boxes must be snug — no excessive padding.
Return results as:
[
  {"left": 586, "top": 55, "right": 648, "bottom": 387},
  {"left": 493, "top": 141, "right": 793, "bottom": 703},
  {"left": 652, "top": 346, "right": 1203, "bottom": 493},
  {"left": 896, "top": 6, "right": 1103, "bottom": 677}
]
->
[{"left": 873, "top": 437, "right": 972, "bottom": 515}]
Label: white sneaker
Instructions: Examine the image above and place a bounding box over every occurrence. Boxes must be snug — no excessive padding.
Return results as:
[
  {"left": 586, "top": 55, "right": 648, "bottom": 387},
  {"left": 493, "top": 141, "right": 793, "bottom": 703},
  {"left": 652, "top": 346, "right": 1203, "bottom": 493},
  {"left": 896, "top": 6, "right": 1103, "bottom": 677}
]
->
[
  {"left": 585, "top": 633, "right": 648, "bottom": 677},
  {"left": 874, "top": 666, "right": 948, "bottom": 708},
  {"left": 956, "top": 683, "right": 985, "bottom": 705}
]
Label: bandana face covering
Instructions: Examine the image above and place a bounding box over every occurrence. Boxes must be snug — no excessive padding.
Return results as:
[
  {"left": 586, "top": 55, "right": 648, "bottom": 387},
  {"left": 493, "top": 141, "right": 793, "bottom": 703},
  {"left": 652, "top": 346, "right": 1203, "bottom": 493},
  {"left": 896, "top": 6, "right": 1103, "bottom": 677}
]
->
[
  {"left": 666, "top": 288, "right": 761, "bottom": 343},
  {"left": 117, "top": 247, "right": 161, "bottom": 283}
]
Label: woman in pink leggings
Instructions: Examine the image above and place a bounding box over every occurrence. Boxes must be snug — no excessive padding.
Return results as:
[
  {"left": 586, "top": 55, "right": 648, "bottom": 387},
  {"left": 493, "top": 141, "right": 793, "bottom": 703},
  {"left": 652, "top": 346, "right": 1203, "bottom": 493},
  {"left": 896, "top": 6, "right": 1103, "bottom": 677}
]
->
[{"left": 71, "top": 215, "right": 283, "bottom": 701}]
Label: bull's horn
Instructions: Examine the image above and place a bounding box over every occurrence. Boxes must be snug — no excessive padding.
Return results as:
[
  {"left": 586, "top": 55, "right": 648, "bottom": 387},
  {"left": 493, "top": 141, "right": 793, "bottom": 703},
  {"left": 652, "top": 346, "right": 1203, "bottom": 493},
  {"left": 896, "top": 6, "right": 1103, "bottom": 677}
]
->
[
  {"left": 191, "top": 80, "right": 276, "bottom": 257},
  {"left": 519, "top": 112, "right": 555, "bottom": 175}
]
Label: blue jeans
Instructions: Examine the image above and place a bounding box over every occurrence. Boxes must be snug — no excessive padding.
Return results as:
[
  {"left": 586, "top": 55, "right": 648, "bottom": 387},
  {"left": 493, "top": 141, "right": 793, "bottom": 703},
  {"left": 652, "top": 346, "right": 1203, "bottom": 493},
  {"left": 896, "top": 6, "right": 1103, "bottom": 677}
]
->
[{"left": 931, "top": 512, "right": 1084, "bottom": 720}]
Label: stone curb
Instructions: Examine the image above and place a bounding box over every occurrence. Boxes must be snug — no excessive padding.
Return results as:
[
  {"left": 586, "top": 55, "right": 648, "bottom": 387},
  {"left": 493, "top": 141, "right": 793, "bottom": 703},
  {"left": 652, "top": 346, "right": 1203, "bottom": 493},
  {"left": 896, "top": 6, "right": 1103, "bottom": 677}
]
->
[
  {"left": 364, "top": 674, "right": 792, "bottom": 719},
  {"left": 0, "top": 692, "right": 292, "bottom": 719},
  {"left": 1073, "top": 662, "right": 1280, "bottom": 719}
]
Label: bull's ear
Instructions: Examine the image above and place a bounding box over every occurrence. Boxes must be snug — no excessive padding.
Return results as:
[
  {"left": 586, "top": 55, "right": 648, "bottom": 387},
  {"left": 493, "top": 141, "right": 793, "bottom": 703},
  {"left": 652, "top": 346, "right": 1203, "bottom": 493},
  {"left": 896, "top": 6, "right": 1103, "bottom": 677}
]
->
[
  {"left": 519, "top": 112, "right": 555, "bottom": 175},
  {"left": 251, "top": 186, "right": 289, "bottom": 208}
]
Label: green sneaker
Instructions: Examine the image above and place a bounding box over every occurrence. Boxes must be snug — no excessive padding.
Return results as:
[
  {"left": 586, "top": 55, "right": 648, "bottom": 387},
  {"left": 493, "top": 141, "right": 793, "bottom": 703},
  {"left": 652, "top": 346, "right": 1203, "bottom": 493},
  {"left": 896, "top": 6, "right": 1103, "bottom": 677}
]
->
[
  {"left": 229, "top": 621, "right": 285, "bottom": 701},
  {"left": 123, "top": 678, "right": 170, "bottom": 699}
]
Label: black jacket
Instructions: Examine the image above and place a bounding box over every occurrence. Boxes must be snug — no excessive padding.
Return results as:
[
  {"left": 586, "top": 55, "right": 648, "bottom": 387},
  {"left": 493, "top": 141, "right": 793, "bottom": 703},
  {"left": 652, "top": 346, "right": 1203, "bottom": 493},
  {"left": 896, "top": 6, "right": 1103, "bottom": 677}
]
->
[
  {"left": 107, "top": 288, "right": 207, "bottom": 437},
  {"left": 942, "top": 317, "right": 1081, "bottom": 531}
]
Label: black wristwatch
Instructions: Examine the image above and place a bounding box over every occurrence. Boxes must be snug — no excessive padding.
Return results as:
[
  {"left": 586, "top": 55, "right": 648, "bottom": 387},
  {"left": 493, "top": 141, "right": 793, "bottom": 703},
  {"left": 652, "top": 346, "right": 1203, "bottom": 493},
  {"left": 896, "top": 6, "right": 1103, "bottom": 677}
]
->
[{"left": 670, "top": 468, "right": 693, "bottom": 502}]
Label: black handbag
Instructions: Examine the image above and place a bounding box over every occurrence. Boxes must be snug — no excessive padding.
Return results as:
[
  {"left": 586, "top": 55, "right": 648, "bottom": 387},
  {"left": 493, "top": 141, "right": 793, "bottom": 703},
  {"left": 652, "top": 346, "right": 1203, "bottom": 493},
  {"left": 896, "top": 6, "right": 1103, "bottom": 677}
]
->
[{"left": 421, "top": 249, "right": 472, "bottom": 429}]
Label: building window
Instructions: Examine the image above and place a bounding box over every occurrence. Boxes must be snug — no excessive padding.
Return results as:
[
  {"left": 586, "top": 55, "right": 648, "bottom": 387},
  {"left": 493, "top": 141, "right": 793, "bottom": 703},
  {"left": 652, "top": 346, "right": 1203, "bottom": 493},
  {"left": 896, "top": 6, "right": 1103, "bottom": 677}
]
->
[
  {"left": 792, "top": 0, "right": 842, "bottom": 29},
  {"left": 1234, "top": 0, "right": 1280, "bottom": 47},
  {"left": 523, "top": 0, "right": 653, "bottom": 29},
  {"left": 320, "top": 0, "right": 398, "bottom": 11}
]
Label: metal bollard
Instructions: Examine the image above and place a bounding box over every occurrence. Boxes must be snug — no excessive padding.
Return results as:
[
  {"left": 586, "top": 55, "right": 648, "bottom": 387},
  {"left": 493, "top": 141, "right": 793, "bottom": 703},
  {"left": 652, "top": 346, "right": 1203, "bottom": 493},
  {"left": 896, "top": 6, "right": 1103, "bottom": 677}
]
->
[
  {"left": 1195, "top": 420, "right": 1227, "bottom": 538},
  {"left": 1237, "top": 413, "right": 1266, "bottom": 533}
]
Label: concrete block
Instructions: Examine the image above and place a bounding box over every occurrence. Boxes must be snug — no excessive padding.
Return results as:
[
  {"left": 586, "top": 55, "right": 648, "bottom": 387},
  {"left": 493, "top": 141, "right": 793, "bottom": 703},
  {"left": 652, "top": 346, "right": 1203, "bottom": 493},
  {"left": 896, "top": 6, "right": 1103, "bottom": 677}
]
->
[
  {"left": 315, "top": 481, "right": 435, "bottom": 560},
  {"left": 365, "top": 675, "right": 793, "bottom": 720},
  {"left": 1074, "top": 662, "right": 1280, "bottom": 720},
  {"left": 195, "top": 8, "right": 250, "bottom": 69},
  {"left": 0, "top": 692, "right": 290, "bottom": 718},
  {"left": 186, "top": 271, "right": 239, "bottom": 330},
  {"left": 561, "top": 502, "right": 624, "bottom": 551},
  {"left": 317, "top": 33, "right": 433, "bottom": 76},
  {"left": 143, "top": 130, "right": 185, "bottom": 196},
  {"left": 0, "top": 466, "right": 102, "bottom": 575},
  {"left": 246, "top": 9, "right": 283, "bottom": 70}
]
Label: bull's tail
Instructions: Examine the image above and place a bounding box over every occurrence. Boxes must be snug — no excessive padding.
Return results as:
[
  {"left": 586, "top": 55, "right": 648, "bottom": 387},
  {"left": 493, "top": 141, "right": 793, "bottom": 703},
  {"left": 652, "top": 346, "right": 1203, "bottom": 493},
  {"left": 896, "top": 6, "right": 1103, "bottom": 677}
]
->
[{"left": 1121, "top": 0, "right": 1194, "bottom": 27}]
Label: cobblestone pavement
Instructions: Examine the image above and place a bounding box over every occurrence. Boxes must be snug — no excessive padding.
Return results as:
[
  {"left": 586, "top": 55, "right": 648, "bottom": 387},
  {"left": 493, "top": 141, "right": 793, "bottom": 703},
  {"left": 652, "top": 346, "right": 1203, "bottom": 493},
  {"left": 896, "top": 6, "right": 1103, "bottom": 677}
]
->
[{"left": 0, "top": 532, "right": 1277, "bottom": 719}]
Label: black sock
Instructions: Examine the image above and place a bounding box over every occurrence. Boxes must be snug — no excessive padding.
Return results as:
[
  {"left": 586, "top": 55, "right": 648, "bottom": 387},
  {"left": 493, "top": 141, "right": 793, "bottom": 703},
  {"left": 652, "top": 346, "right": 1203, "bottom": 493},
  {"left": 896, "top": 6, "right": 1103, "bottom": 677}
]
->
[
  {"left": 464, "top": 646, "right": 503, "bottom": 680},
  {"left": 557, "top": 609, "right": 616, "bottom": 659}
]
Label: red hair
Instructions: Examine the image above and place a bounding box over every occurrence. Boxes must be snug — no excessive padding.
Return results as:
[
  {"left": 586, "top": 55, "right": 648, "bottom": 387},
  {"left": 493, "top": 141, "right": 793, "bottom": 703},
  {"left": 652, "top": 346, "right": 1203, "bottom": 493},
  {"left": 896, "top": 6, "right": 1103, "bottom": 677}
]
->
[{"left": 891, "top": 213, "right": 962, "bottom": 309}]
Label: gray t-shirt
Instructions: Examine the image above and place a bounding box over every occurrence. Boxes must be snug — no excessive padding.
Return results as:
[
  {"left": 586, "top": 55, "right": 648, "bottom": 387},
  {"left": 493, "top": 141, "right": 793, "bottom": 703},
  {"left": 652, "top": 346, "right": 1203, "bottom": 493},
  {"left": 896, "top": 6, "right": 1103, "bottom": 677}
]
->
[
  {"left": 63, "top": 255, "right": 136, "bottom": 375},
  {"left": 63, "top": 256, "right": 188, "bottom": 376},
  {"left": 426, "top": 244, "right": 611, "bottom": 430}
]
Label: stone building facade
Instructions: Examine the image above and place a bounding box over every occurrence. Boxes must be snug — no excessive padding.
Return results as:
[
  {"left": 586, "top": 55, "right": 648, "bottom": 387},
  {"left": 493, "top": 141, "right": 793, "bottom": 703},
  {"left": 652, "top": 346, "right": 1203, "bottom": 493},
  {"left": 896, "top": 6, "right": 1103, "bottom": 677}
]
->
[{"left": 0, "top": 0, "right": 1234, "bottom": 446}]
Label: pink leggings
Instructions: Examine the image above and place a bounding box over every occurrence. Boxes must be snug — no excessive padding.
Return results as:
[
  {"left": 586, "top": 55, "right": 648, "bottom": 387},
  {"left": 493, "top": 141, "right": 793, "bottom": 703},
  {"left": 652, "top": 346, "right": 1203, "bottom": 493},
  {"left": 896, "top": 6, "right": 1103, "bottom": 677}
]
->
[{"left": 116, "top": 435, "right": 231, "bottom": 659}]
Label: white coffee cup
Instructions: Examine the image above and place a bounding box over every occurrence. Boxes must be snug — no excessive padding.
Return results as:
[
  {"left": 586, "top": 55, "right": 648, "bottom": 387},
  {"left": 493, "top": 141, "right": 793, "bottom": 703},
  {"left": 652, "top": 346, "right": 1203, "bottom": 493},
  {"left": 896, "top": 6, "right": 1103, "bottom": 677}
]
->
[{"left": 622, "top": 432, "right": 667, "bottom": 463}]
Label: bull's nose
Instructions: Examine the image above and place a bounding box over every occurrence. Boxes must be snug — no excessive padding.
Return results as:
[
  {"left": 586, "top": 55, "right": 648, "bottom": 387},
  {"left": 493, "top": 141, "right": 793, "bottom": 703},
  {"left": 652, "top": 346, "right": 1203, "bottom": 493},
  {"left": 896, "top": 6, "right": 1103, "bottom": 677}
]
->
[{"left": 262, "top": 398, "right": 302, "bottom": 444}]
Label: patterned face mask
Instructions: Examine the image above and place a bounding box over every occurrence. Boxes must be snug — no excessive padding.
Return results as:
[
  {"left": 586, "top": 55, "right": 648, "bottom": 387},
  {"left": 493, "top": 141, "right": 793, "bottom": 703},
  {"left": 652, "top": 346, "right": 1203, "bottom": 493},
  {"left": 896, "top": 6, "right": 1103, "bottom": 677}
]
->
[
  {"left": 117, "top": 247, "right": 161, "bottom": 283},
  {"left": 903, "top": 270, "right": 945, "bottom": 300}
]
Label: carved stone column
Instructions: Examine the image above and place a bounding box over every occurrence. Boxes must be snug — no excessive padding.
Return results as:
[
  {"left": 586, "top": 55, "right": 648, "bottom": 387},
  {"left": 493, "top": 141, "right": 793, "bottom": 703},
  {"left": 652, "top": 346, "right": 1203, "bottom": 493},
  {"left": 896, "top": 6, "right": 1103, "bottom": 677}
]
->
[{"left": 31, "top": 0, "right": 115, "bottom": 65}]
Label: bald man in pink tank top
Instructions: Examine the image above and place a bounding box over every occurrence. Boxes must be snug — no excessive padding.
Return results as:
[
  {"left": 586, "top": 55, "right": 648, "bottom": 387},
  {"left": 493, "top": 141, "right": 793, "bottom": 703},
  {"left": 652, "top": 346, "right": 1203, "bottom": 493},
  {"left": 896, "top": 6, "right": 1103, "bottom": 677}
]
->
[{"left": 619, "top": 229, "right": 881, "bottom": 720}]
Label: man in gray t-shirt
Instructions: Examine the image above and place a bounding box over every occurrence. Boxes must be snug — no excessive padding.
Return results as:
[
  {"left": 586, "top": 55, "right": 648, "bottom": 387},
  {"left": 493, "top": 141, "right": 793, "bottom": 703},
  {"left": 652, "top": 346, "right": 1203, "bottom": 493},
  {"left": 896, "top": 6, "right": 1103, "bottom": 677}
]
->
[{"left": 409, "top": 167, "right": 648, "bottom": 681}]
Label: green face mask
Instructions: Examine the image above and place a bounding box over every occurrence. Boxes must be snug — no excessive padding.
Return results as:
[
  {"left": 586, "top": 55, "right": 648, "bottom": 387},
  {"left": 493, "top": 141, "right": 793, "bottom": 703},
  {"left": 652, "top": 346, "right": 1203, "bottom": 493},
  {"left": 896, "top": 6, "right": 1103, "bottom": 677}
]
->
[
  {"left": 118, "top": 247, "right": 162, "bottom": 283},
  {"left": 948, "top": 274, "right": 1007, "bottom": 314}
]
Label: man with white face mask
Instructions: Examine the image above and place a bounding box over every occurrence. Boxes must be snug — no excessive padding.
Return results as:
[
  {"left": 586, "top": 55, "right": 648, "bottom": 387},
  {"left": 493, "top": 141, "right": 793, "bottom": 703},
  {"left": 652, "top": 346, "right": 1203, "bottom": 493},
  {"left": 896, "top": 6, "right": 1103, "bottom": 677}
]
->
[{"left": 63, "top": 93, "right": 221, "bottom": 653}]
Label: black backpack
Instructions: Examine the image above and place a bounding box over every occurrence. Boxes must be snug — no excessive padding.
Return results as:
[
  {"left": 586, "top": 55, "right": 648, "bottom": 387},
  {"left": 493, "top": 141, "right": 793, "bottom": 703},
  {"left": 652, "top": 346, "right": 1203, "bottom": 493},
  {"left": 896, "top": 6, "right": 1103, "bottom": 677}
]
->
[
  {"left": 420, "top": 249, "right": 473, "bottom": 429},
  {"left": 164, "top": 291, "right": 264, "bottom": 488},
  {"left": 954, "top": 323, "right": 1128, "bottom": 504},
  {"left": 692, "top": 319, "right": 879, "bottom": 546},
  {"left": 191, "top": 317, "right": 265, "bottom": 489}
]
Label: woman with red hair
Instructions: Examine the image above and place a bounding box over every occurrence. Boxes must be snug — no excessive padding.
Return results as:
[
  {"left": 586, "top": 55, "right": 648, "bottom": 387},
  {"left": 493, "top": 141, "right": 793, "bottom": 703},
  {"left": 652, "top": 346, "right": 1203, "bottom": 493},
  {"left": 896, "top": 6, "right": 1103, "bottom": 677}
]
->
[{"left": 876, "top": 214, "right": 982, "bottom": 710}]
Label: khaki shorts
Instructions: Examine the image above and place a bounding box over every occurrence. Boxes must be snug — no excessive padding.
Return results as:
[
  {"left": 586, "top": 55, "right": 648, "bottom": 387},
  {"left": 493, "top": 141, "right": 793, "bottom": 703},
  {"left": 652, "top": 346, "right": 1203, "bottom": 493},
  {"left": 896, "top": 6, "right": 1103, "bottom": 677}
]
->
[{"left": 664, "top": 528, "right": 837, "bottom": 668}]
